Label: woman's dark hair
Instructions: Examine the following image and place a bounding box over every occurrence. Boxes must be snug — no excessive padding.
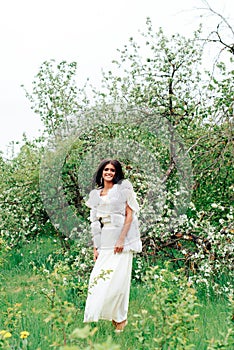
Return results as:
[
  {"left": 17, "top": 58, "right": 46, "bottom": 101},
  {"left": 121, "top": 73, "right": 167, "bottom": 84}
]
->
[{"left": 93, "top": 159, "right": 124, "bottom": 188}]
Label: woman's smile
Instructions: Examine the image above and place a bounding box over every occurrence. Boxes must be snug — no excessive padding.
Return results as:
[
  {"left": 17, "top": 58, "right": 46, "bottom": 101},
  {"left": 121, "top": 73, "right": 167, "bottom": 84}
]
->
[{"left": 103, "top": 164, "right": 116, "bottom": 181}]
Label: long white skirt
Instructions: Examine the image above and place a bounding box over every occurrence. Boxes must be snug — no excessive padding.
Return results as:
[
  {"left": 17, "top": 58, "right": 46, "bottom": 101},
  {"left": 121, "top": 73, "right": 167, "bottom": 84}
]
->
[{"left": 84, "top": 228, "right": 133, "bottom": 323}]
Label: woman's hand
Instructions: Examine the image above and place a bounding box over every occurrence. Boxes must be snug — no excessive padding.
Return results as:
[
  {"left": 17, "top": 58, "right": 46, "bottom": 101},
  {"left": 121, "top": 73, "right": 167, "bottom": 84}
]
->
[
  {"left": 93, "top": 247, "right": 99, "bottom": 261},
  {"left": 114, "top": 205, "right": 133, "bottom": 254},
  {"left": 114, "top": 238, "right": 124, "bottom": 254}
]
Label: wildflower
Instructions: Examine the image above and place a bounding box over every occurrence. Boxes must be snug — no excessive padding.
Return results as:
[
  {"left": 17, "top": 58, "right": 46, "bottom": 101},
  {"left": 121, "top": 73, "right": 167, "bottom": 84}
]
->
[
  {"left": 211, "top": 203, "right": 218, "bottom": 208},
  {"left": 20, "top": 331, "right": 30, "bottom": 339},
  {"left": 0, "top": 330, "right": 12, "bottom": 339},
  {"left": 15, "top": 303, "right": 22, "bottom": 308}
]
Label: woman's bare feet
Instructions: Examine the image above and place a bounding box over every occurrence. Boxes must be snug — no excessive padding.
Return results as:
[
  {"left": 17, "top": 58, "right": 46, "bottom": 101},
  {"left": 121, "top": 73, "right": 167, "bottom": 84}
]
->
[{"left": 114, "top": 319, "right": 128, "bottom": 333}]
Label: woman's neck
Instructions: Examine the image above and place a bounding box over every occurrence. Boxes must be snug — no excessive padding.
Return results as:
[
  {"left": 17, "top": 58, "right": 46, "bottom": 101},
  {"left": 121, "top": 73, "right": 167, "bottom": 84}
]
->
[
  {"left": 100, "top": 181, "right": 114, "bottom": 195},
  {"left": 103, "top": 181, "right": 114, "bottom": 190}
]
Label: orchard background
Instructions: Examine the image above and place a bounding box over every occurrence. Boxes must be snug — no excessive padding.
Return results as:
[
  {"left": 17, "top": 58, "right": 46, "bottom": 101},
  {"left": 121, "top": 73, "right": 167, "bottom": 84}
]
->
[{"left": 0, "top": 5, "right": 233, "bottom": 350}]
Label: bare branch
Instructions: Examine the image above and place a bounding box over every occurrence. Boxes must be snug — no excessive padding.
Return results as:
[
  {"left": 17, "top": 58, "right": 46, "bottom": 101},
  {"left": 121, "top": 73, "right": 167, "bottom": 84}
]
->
[
  {"left": 201, "top": 0, "right": 234, "bottom": 36},
  {"left": 198, "top": 0, "right": 234, "bottom": 55}
]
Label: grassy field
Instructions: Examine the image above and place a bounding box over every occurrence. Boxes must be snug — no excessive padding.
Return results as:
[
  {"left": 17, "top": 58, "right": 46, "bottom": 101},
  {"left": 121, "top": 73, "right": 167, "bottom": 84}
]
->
[{"left": 0, "top": 236, "right": 232, "bottom": 349}]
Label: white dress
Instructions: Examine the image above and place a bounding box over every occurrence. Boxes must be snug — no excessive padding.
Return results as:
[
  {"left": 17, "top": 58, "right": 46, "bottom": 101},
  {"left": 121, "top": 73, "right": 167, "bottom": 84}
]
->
[{"left": 83, "top": 180, "right": 142, "bottom": 323}]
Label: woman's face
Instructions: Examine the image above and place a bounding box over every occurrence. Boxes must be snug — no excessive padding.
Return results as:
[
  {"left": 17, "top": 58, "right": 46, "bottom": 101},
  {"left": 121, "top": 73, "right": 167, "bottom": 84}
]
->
[{"left": 102, "top": 163, "right": 116, "bottom": 183}]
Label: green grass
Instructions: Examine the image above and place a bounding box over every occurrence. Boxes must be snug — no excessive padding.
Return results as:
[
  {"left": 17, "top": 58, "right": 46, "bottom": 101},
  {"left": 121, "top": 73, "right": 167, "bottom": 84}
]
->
[
  {"left": 0, "top": 236, "right": 232, "bottom": 349},
  {"left": 191, "top": 300, "right": 232, "bottom": 349}
]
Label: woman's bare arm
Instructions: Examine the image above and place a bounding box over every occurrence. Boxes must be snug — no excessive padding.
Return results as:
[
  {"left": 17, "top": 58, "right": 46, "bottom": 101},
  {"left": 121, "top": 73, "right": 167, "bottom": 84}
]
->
[
  {"left": 93, "top": 247, "right": 99, "bottom": 261},
  {"left": 114, "top": 204, "right": 133, "bottom": 254}
]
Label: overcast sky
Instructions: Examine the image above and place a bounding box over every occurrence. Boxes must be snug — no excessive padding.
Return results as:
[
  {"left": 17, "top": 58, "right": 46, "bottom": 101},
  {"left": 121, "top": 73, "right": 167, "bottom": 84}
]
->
[{"left": 0, "top": 0, "right": 233, "bottom": 157}]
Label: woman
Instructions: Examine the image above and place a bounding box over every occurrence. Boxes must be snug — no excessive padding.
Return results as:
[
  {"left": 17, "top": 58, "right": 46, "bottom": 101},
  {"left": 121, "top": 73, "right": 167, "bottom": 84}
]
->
[{"left": 83, "top": 159, "right": 142, "bottom": 332}]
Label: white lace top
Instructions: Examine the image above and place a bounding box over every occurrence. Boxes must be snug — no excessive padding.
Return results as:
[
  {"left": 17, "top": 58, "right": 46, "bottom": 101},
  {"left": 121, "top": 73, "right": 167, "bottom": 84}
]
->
[{"left": 86, "top": 179, "right": 142, "bottom": 253}]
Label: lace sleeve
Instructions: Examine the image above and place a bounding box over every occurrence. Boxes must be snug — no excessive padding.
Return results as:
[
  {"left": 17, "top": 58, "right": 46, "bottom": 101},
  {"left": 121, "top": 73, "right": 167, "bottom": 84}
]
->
[
  {"left": 120, "top": 179, "right": 139, "bottom": 213},
  {"left": 85, "top": 189, "right": 101, "bottom": 249},
  {"left": 85, "top": 189, "right": 99, "bottom": 209},
  {"left": 127, "top": 188, "right": 139, "bottom": 212}
]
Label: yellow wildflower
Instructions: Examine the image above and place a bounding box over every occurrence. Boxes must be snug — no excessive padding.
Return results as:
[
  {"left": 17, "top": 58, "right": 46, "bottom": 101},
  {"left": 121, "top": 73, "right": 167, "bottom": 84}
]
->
[
  {"left": 20, "top": 331, "right": 30, "bottom": 339},
  {"left": 15, "top": 303, "right": 22, "bottom": 308},
  {"left": 0, "top": 330, "right": 12, "bottom": 339}
]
